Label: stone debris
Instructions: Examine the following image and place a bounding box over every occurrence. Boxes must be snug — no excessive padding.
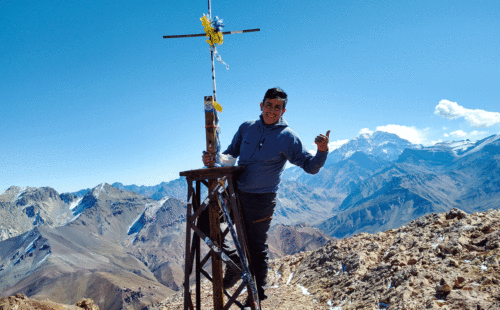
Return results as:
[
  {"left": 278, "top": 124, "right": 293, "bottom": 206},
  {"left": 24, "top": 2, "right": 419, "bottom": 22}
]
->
[
  {"left": 0, "top": 293, "right": 99, "bottom": 310},
  {"left": 75, "top": 298, "right": 100, "bottom": 310},
  {"left": 152, "top": 208, "right": 500, "bottom": 309},
  {"left": 149, "top": 256, "right": 324, "bottom": 310},
  {"left": 3, "top": 208, "right": 500, "bottom": 310},
  {"left": 287, "top": 208, "right": 500, "bottom": 310}
]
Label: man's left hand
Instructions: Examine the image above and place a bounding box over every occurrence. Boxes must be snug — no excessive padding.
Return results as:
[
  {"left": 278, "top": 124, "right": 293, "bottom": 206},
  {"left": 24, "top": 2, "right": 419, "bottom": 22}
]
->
[{"left": 315, "top": 130, "right": 330, "bottom": 152}]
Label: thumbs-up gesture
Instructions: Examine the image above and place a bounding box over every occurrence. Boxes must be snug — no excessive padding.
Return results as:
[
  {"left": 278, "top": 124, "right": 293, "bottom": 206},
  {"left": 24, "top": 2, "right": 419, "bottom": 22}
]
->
[{"left": 314, "top": 130, "right": 330, "bottom": 152}]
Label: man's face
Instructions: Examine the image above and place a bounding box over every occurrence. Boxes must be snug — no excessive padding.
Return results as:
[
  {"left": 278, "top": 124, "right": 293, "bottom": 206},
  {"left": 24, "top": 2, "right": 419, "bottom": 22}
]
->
[{"left": 260, "top": 98, "right": 286, "bottom": 125}]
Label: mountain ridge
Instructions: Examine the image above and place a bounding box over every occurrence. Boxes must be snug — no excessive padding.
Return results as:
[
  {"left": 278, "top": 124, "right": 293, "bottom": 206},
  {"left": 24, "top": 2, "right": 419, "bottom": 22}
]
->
[
  {"left": 0, "top": 182, "right": 332, "bottom": 309},
  {"left": 147, "top": 207, "right": 500, "bottom": 309},
  {"left": 318, "top": 134, "right": 500, "bottom": 238}
]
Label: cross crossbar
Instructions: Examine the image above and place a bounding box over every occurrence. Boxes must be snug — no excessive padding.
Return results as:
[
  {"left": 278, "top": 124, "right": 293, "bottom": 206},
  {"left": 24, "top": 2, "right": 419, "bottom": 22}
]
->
[{"left": 163, "top": 28, "right": 260, "bottom": 39}]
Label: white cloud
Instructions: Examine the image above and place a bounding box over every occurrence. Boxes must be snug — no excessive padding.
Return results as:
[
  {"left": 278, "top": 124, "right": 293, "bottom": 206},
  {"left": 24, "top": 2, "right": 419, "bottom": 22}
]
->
[
  {"left": 308, "top": 149, "right": 317, "bottom": 156},
  {"left": 442, "top": 129, "right": 489, "bottom": 139},
  {"left": 431, "top": 139, "right": 443, "bottom": 145},
  {"left": 435, "top": 100, "right": 500, "bottom": 127},
  {"left": 470, "top": 130, "right": 487, "bottom": 136},
  {"left": 328, "top": 139, "right": 349, "bottom": 151},
  {"left": 450, "top": 130, "right": 467, "bottom": 137},
  {"left": 359, "top": 128, "right": 373, "bottom": 135},
  {"left": 376, "top": 124, "right": 424, "bottom": 144}
]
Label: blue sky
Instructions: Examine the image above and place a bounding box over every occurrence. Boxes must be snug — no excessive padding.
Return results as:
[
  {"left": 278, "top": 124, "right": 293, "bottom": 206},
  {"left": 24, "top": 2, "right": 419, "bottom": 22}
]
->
[{"left": 1, "top": 0, "right": 500, "bottom": 194}]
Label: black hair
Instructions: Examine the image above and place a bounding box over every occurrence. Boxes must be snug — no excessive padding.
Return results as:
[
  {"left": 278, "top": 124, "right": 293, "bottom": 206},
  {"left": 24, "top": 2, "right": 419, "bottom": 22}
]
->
[{"left": 263, "top": 87, "right": 288, "bottom": 109}]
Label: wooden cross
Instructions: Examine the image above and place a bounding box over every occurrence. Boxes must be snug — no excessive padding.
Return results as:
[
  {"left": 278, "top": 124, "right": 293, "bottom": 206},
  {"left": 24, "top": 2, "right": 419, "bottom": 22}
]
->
[
  {"left": 164, "top": 2, "right": 260, "bottom": 310},
  {"left": 163, "top": 27, "right": 259, "bottom": 39},
  {"left": 163, "top": 2, "right": 259, "bottom": 105},
  {"left": 163, "top": 0, "right": 260, "bottom": 168}
]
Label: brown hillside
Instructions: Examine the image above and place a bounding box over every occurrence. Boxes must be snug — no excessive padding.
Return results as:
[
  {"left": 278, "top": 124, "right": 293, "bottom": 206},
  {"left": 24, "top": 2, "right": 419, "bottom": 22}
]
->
[
  {"left": 0, "top": 293, "right": 99, "bottom": 310},
  {"left": 153, "top": 208, "right": 500, "bottom": 310},
  {"left": 3, "top": 207, "right": 500, "bottom": 309}
]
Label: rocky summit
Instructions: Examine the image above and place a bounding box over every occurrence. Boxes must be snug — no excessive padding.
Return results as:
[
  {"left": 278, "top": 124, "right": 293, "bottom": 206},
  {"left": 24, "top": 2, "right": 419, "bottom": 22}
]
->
[
  {"left": 155, "top": 208, "right": 500, "bottom": 309},
  {"left": 0, "top": 293, "right": 99, "bottom": 309}
]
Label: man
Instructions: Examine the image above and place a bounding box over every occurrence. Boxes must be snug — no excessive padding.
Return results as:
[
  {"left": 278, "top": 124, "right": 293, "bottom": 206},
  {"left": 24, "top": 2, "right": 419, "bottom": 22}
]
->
[{"left": 202, "top": 87, "right": 329, "bottom": 306}]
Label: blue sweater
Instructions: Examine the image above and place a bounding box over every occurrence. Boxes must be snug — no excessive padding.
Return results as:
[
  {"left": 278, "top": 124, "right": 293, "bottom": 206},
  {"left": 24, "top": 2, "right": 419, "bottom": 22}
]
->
[{"left": 223, "top": 116, "right": 328, "bottom": 193}]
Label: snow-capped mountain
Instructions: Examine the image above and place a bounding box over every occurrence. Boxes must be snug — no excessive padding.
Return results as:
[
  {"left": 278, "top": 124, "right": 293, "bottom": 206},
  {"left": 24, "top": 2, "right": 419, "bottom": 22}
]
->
[
  {"left": 328, "top": 130, "right": 421, "bottom": 164},
  {"left": 318, "top": 135, "right": 500, "bottom": 238},
  {"left": 0, "top": 184, "right": 181, "bottom": 309},
  {"left": 111, "top": 178, "right": 188, "bottom": 202},
  {"left": 282, "top": 131, "right": 419, "bottom": 186},
  {"left": 0, "top": 182, "right": 331, "bottom": 309},
  {"left": 2, "top": 131, "right": 499, "bottom": 309},
  {"left": 0, "top": 186, "right": 76, "bottom": 241},
  {"left": 432, "top": 139, "right": 477, "bottom": 156},
  {"left": 281, "top": 131, "right": 414, "bottom": 204}
]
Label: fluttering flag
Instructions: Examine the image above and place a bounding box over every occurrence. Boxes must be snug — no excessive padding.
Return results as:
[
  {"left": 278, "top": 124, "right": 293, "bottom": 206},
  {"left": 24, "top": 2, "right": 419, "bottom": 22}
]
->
[
  {"left": 212, "top": 16, "right": 224, "bottom": 32},
  {"left": 212, "top": 100, "right": 223, "bottom": 112}
]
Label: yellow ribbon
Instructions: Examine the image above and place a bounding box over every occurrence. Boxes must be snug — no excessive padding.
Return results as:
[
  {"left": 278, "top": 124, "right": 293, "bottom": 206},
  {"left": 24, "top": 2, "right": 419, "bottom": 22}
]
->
[
  {"left": 200, "top": 14, "right": 223, "bottom": 46},
  {"left": 200, "top": 14, "right": 224, "bottom": 113},
  {"left": 212, "top": 100, "right": 223, "bottom": 112},
  {"left": 204, "top": 98, "right": 223, "bottom": 112}
]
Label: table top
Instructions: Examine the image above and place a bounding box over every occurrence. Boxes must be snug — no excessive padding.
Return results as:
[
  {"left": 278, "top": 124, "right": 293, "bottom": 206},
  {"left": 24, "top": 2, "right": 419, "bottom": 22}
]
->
[{"left": 179, "top": 166, "right": 244, "bottom": 180}]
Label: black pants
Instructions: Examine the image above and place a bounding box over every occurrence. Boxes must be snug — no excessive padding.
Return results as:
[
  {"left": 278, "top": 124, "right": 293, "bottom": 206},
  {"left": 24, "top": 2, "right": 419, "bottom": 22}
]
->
[
  {"left": 198, "top": 189, "right": 276, "bottom": 301},
  {"left": 235, "top": 190, "right": 276, "bottom": 301}
]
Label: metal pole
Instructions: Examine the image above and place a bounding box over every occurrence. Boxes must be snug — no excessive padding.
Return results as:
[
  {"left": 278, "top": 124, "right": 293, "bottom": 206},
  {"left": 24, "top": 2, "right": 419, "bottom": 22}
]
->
[
  {"left": 208, "top": 0, "right": 217, "bottom": 102},
  {"left": 210, "top": 51, "right": 217, "bottom": 102}
]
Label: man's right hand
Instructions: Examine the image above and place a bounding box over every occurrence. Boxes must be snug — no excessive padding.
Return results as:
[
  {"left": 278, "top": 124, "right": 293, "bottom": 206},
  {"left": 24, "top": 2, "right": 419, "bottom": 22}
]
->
[{"left": 202, "top": 151, "right": 216, "bottom": 167}]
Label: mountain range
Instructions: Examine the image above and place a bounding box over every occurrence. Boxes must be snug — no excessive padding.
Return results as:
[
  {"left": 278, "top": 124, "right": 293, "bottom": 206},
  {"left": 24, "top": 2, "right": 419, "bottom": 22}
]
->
[
  {"left": 0, "top": 182, "right": 331, "bottom": 309},
  {"left": 57, "top": 131, "right": 500, "bottom": 239},
  {"left": 2, "top": 131, "right": 500, "bottom": 308},
  {"left": 318, "top": 134, "right": 500, "bottom": 238},
  {"left": 4, "top": 207, "right": 500, "bottom": 309},
  {"left": 0, "top": 184, "right": 177, "bottom": 310}
]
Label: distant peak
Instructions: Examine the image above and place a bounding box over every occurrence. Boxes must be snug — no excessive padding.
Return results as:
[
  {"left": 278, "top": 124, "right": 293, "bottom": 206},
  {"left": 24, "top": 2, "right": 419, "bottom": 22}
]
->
[
  {"left": 89, "top": 183, "right": 111, "bottom": 198},
  {"left": 5, "top": 185, "right": 30, "bottom": 193},
  {"left": 354, "top": 131, "right": 409, "bottom": 142},
  {"left": 94, "top": 182, "right": 113, "bottom": 189},
  {"left": 373, "top": 131, "right": 410, "bottom": 141}
]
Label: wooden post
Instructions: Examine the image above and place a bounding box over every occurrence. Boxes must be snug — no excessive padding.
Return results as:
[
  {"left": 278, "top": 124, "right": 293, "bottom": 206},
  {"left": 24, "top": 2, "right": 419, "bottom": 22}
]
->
[
  {"left": 204, "top": 95, "right": 223, "bottom": 309},
  {"left": 195, "top": 181, "right": 201, "bottom": 308},
  {"left": 184, "top": 185, "right": 194, "bottom": 310},
  {"left": 204, "top": 96, "right": 218, "bottom": 163}
]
